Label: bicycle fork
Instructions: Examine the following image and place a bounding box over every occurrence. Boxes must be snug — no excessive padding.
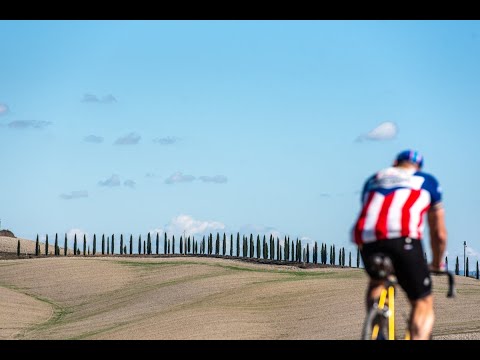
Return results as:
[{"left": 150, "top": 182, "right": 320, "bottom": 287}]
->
[{"left": 372, "top": 286, "right": 395, "bottom": 340}]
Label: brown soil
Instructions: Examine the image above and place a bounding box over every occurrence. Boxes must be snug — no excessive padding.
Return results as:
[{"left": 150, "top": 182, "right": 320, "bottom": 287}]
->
[{"left": 0, "top": 256, "right": 478, "bottom": 340}]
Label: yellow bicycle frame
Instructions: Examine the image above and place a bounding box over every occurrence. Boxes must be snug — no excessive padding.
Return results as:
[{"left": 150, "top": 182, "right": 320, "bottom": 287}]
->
[{"left": 371, "top": 285, "right": 395, "bottom": 340}]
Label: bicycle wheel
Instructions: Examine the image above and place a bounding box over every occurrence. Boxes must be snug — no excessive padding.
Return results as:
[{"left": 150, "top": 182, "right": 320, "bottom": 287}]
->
[{"left": 362, "top": 306, "right": 388, "bottom": 340}]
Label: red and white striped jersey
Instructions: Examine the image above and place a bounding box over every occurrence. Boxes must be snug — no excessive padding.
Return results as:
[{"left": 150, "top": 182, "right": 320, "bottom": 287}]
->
[{"left": 353, "top": 167, "right": 442, "bottom": 245}]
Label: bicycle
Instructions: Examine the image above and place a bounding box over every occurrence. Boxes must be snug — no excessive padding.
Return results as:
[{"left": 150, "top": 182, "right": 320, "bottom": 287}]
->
[{"left": 361, "top": 253, "right": 456, "bottom": 340}]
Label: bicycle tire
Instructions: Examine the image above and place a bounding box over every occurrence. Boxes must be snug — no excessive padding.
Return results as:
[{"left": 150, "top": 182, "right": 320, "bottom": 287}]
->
[{"left": 362, "top": 306, "right": 388, "bottom": 340}]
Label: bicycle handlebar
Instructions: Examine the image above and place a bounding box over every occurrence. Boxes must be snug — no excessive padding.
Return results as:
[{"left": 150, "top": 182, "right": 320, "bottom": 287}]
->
[{"left": 430, "top": 270, "right": 456, "bottom": 298}]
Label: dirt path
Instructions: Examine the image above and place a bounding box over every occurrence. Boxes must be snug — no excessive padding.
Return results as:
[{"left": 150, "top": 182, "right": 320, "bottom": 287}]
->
[{"left": 0, "top": 257, "right": 478, "bottom": 339}]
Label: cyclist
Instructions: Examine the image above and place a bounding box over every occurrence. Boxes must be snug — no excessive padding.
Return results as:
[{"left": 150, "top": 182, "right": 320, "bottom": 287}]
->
[{"left": 353, "top": 150, "right": 447, "bottom": 340}]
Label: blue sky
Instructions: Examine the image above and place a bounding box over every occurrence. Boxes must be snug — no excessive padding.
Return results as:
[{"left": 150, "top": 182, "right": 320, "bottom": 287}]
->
[{"left": 0, "top": 20, "right": 479, "bottom": 265}]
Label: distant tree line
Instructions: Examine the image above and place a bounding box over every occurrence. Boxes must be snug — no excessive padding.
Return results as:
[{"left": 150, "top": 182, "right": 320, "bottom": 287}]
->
[{"left": 27, "top": 232, "right": 360, "bottom": 267}]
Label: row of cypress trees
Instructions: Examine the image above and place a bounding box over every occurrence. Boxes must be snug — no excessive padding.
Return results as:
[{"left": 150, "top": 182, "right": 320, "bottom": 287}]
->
[
  {"left": 28, "top": 232, "right": 360, "bottom": 267},
  {"left": 20, "top": 235, "right": 480, "bottom": 278}
]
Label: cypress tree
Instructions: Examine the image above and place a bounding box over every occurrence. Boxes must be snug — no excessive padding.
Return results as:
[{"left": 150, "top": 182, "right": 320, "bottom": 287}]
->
[
  {"left": 45, "top": 234, "right": 49, "bottom": 256},
  {"left": 164, "top": 233, "right": 167, "bottom": 255},
  {"left": 455, "top": 256, "right": 459, "bottom": 276},
  {"left": 102, "top": 234, "right": 105, "bottom": 255},
  {"left": 111, "top": 234, "right": 115, "bottom": 254},
  {"left": 17, "top": 239, "right": 20, "bottom": 257},
  {"left": 306, "top": 244, "right": 310, "bottom": 264},
  {"left": 230, "top": 234, "right": 233, "bottom": 257},
  {"left": 168, "top": 239, "right": 170, "bottom": 254},
  {"left": 77, "top": 248, "right": 80, "bottom": 255},
  {"left": 466, "top": 257, "right": 469, "bottom": 277},
  {"left": 445, "top": 256, "right": 448, "bottom": 271},
  {"left": 357, "top": 247, "right": 360, "bottom": 268},
  {"left": 202, "top": 236, "right": 205, "bottom": 255},
  {"left": 180, "top": 235, "right": 183, "bottom": 254},
  {"left": 83, "top": 235, "right": 87, "bottom": 256},
  {"left": 64, "top": 233, "right": 68, "bottom": 256},
  {"left": 130, "top": 235, "right": 133, "bottom": 255},
  {"left": 156, "top": 233, "right": 160, "bottom": 255},
  {"left": 143, "top": 240, "right": 146, "bottom": 254},
  {"left": 124, "top": 245, "right": 126, "bottom": 254},
  {"left": 250, "top": 234, "right": 254, "bottom": 258},
  {"left": 54, "top": 233, "right": 58, "bottom": 256},
  {"left": 215, "top": 233, "right": 219, "bottom": 255},
  {"left": 284, "top": 237, "right": 288, "bottom": 261},
  {"left": 349, "top": 251, "right": 352, "bottom": 267},
  {"left": 236, "top": 232, "right": 240, "bottom": 257},
  {"left": 476, "top": 261, "right": 479, "bottom": 280},
  {"left": 148, "top": 233, "right": 152, "bottom": 255},
  {"left": 188, "top": 236, "right": 191, "bottom": 254},
  {"left": 262, "top": 235, "right": 266, "bottom": 259},
  {"left": 107, "top": 236, "right": 110, "bottom": 255},
  {"left": 138, "top": 235, "right": 142, "bottom": 254},
  {"left": 74, "top": 234, "right": 78, "bottom": 256},
  {"left": 270, "top": 235, "right": 274, "bottom": 260},
  {"left": 223, "top": 233, "right": 226, "bottom": 256},
  {"left": 93, "top": 234, "right": 97, "bottom": 255},
  {"left": 172, "top": 235, "right": 175, "bottom": 255},
  {"left": 277, "top": 238, "right": 280, "bottom": 261},
  {"left": 256, "top": 235, "right": 261, "bottom": 259},
  {"left": 296, "top": 238, "right": 302, "bottom": 262},
  {"left": 120, "top": 234, "right": 124, "bottom": 255},
  {"left": 243, "top": 236, "right": 246, "bottom": 257},
  {"left": 35, "top": 234, "right": 39, "bottom": 256}
]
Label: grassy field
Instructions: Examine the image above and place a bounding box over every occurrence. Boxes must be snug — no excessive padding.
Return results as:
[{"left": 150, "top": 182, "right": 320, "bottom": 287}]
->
[{"left": 0, "top": 255, "right": 479, "bottom": 340}]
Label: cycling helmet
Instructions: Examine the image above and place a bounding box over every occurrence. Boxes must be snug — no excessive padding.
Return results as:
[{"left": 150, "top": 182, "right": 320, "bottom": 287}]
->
[{"left": 395, "top": 150, "right": 424, "bottom": 169}]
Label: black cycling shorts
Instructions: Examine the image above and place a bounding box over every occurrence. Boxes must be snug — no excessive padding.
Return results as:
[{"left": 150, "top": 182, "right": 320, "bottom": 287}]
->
[{"left": 361, "top": 237, "right": 431, "bottom": 301}]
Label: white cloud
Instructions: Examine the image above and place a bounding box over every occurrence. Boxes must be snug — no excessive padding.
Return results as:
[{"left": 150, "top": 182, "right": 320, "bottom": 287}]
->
[
  {"left": 466, "top": 246, "right": 480, "bottom": 259},
  {"left": 0, "top": 103, "right": 9, "bottom": 115},
  {"left": 199, "top": 175, "right": 228, "bottom": 184},
  {"left": 67, "top": 228, "right": 90, "bottom": 243},
  {"left": 82, "top": 93, "right": 117, "bottom": 104},
  {"left": 114, "top": 132, "right": 141, "bottom": 145},
  {"left": 98, "top": 174, "right": 121, "bottom": 187},
  {"left": 8, "top": 120, "right": 51, "bottom": 129},
  {"left": 164, "top": 215, "right": 225, "bottom": 237},
  {"left": 60, "top": 190, "right": 88, "bottom": 200},
  {"left": 102, "top": 94, "right": 117, "bottom": 104},
  {"left": 149, "top": 228, "right": 165, "bottom": 236},
  {"left": 165, "top": 171, "right": 195, "bottom": 184},
  {"left": 124, "top": 179, "right": 136, "bottom": 188},
  {"left": 357, "top": 121, "right": 398, "bottom": 141},
  {"left": 239, "top": 224, "right": 283, "bottom": 239},
  {"left": 84, "top": 135, "right": 104, "bottom": 143},
  {"left": 153, "top": 136, "right": 179, "bottom": 145}
]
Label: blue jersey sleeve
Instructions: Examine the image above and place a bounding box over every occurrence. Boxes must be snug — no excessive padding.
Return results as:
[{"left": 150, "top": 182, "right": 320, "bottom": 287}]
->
[
  {"left": 361, "top": 174, "right": 375, "bottom": 204},
  {"left": 420, "top": 173, "right": 442, "bottom": 205}
]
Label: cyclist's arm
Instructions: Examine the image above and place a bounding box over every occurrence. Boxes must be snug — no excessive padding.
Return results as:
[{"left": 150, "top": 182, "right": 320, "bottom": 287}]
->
[{"left": 428, "top": 203, "right": 447, "bottom": 271}]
